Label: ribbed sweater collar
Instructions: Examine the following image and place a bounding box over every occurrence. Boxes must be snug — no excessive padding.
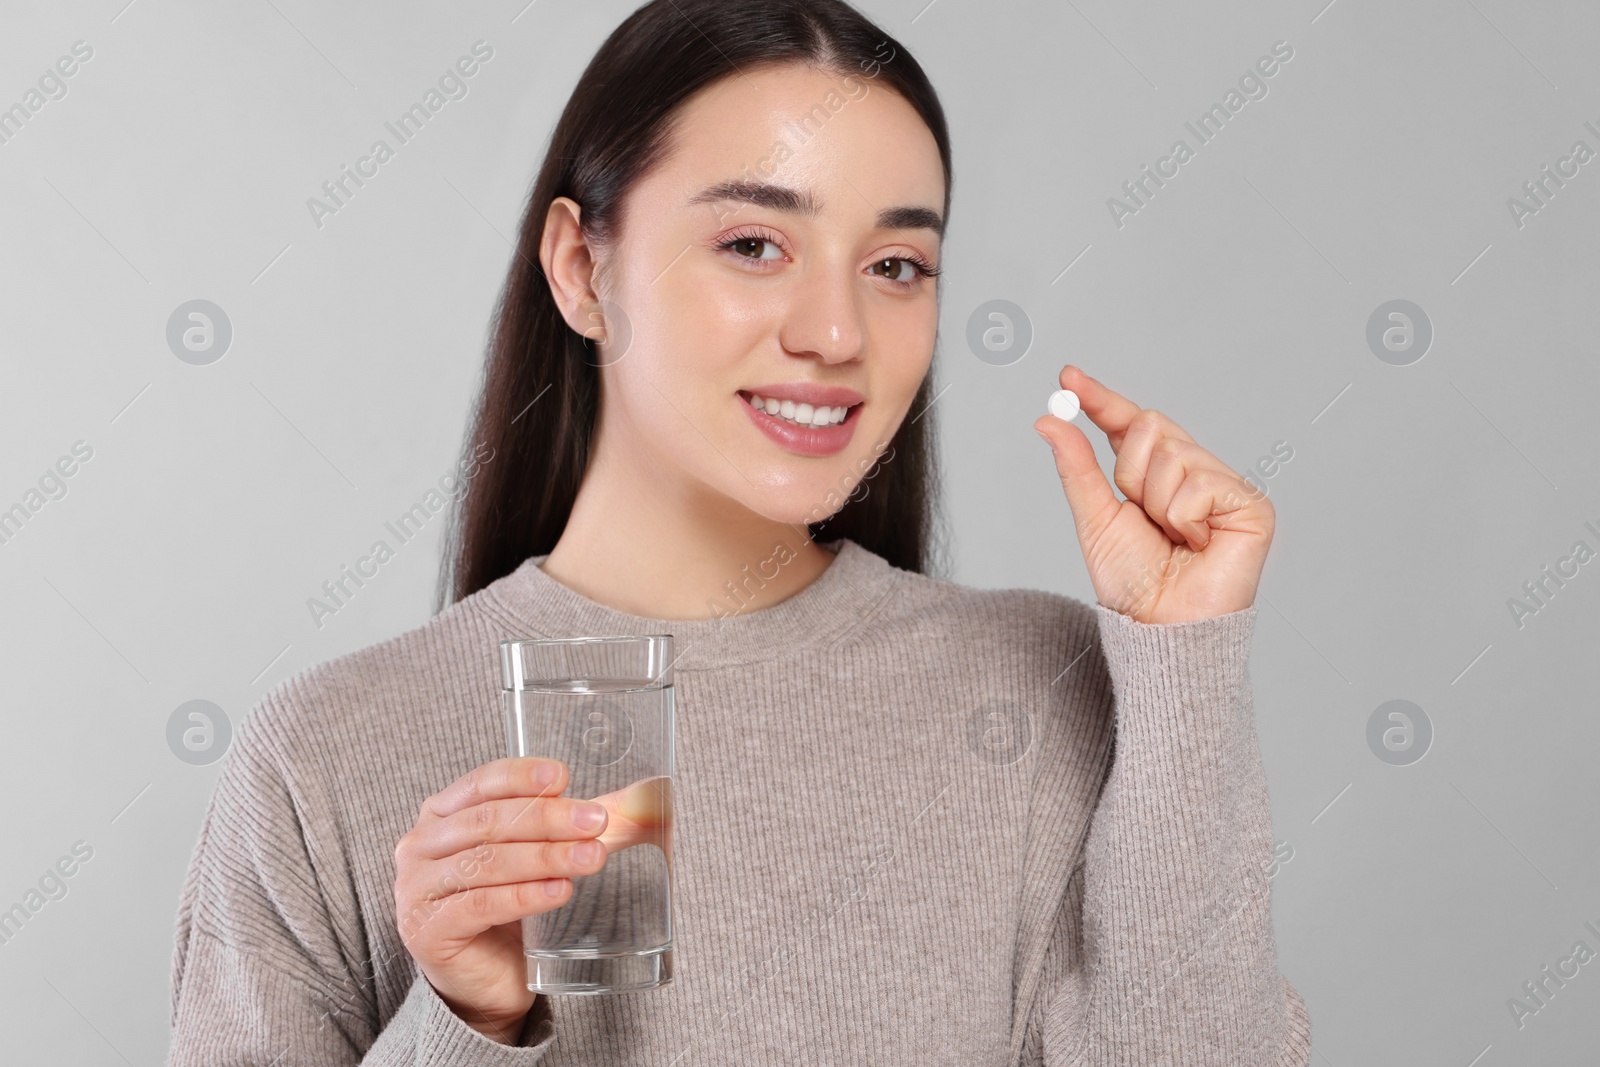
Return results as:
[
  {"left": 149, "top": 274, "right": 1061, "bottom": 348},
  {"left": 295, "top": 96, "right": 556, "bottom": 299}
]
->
[{"left": 483, "top": 537, "right": 900, "bottom": 670}]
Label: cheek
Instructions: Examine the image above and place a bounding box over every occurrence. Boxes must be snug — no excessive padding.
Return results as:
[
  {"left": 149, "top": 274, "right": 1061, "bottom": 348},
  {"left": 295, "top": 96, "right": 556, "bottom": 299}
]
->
[
  {"left": 876, "top": 312, "right": 937, "bottom": 401},
  {"left": 678, "top": 260, "right": 785, "bottom": 334},
  {"left": 607, "top": 278, "right": 756, "bottom": 433},
  {"left": 647, "top": 272, "right": 775, "bottom": 382},
  {"left": 630, "top": 247, "right": 719, "bottom": 329}
]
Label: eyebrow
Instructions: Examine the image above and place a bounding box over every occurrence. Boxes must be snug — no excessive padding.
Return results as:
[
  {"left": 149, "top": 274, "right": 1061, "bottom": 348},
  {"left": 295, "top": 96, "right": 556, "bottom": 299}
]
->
[{"left": 686, "top": 179, "right": 943, "bottom": 239}]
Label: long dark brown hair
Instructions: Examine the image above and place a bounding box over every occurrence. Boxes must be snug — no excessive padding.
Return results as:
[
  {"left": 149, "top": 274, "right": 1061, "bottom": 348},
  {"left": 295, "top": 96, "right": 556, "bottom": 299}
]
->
[{"left": 437, "top": 0, "right": 953, "bottom": 613}]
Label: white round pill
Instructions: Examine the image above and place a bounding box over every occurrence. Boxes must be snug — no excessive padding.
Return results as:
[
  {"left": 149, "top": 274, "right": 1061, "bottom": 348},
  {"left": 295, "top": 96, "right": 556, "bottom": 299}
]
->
[{"left": 1047, "top": 389, "right": 1080, "bottom": 422}]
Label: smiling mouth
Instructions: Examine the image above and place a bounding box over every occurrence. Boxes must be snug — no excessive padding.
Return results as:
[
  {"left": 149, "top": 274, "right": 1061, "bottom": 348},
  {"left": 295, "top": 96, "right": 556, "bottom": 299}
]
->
[{"left": 738, "top": 390, "right": 862, "bottom": 429}]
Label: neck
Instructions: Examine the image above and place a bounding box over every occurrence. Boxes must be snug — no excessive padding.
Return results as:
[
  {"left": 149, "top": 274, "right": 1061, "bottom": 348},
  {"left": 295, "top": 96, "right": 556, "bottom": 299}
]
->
[{"left": 540, "top": 431, "right": 837, "bottom": 621}]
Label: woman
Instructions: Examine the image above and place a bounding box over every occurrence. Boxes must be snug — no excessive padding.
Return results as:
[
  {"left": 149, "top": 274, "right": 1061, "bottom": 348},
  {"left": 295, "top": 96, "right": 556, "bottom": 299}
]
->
[{"left": 167, "top": 1, "right": 1310, "bottom": 1064}]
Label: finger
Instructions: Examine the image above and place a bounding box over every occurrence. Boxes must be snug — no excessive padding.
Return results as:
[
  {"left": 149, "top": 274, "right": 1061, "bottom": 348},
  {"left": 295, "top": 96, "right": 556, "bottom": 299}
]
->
[
  {"left": 1112, "top": 410, "right": 1183, "bottom": 508},
  {"left": 408, "top": 794, "right": 610, "bottom": 860},
  {"left": 1141, "top": 438, "right": 1208, "bottom": 548},
  {"left": 422, "top": 757, "right": 569, "bottom": 821},
  {"left": 410, "top": 837, "right": 608, "bottom": 901},
  {"left": 1059, "top": 366, "right": 1152, "bottom": 449},
  {"left": 1033, "top": 413, "right": 1121, "bottom": 551},
  {"left": 1058, "top": 368, "right": 1197, "bottom": 513},
  {"left": 401, "top": 876, "right": 574, "bottom": 948},
  {"left": 1063, "top": 366, "right": 1196, "bottom": 452},
  {"left": 589, "top": 776, "right": 673, "bottom": 858},
  {"left": 1169, "top": 467, "right": 1267, "bottom": 544},
  {"left": 1165, "top": 470, "right": 1222, "bottom": 551}
]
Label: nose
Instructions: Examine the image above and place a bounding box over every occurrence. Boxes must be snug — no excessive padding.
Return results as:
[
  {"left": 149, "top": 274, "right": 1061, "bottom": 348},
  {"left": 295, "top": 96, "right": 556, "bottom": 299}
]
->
[{"left": 777, "top": 260, "right": 866, "bottom": 365}]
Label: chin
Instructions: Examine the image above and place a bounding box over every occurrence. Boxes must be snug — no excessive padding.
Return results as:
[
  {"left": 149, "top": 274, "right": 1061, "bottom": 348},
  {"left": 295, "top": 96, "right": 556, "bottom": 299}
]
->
[{"left": 748, "top": 473, "right": 870, "bottom": 531}]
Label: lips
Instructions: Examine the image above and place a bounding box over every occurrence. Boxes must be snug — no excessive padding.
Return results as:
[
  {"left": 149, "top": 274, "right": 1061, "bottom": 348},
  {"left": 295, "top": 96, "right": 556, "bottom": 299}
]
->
[
  {"left": 738, "top": 391, "right": 855, "bottom": 427},
  {"left": 740, "top": 383, "right": 865, "bottom": 409},
  {"left": 738, "top": 390, "right": 861, "bottom": 458}
]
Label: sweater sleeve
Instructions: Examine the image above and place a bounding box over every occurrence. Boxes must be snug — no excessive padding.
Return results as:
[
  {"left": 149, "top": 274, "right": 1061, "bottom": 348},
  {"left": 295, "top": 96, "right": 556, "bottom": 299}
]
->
[
  {"left": 166, "top": 709, "right": 557, "bottom": 1066},
  {"left": 1029, "top": 602, "right": 1311, "bottom": 1066}
]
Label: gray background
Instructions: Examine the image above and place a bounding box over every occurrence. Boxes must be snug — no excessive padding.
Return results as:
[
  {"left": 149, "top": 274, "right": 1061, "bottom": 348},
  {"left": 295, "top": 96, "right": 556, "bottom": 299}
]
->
[{"left": 2, "top": 0, "right": 1597, "bottom": 1062}]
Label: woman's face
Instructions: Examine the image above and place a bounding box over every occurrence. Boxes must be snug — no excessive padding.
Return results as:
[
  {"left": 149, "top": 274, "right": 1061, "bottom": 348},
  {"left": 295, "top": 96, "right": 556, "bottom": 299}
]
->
[{"left": 573, "top": 62, "right": 945, "bottom": 529}]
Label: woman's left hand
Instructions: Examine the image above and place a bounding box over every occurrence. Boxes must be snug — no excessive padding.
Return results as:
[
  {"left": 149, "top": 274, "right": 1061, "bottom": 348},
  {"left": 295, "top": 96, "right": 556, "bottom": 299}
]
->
[{"left": 1032, "top": 365, "right": 1274, "bottom": 624}]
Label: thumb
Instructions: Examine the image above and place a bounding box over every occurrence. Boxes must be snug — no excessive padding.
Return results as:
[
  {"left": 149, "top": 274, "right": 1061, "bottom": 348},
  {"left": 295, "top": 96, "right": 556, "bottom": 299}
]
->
[
  {"left": 590, "top": 775, "right": 673, "bottom": 867},
  {"left": 1034, "top": 415, "right": 1119, "bottom": 547}
]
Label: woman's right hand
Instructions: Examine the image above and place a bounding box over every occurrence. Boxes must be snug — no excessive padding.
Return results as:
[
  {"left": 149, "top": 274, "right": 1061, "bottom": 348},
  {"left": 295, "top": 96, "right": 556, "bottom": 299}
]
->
[{"left": 392, "top": 756, "right": 609, "bottom": 1043}]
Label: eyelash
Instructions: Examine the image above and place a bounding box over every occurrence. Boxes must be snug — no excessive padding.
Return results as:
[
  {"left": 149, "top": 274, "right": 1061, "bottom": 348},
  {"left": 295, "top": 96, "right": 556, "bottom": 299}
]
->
[{"left": 714, "top": 227, "right": 942, "bottom": 290}]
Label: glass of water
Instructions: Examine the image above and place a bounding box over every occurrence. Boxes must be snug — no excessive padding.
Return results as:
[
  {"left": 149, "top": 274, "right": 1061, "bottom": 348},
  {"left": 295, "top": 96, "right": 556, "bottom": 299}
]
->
[{"left": 499, "top": 634, "right": 676, "bottom": 995}]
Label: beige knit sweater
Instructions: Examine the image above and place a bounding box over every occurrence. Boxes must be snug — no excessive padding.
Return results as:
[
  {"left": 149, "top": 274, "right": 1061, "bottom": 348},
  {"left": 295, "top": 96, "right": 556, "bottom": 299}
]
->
[{"left": 166, "top": 537, "right": 1311, "bottom": 1065}]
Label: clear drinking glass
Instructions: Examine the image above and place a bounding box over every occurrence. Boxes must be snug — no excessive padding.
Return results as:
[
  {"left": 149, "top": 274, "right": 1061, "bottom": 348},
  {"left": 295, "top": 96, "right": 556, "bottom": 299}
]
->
[{"left": 499, "top": 634, "right": 676, "bottom": 995}]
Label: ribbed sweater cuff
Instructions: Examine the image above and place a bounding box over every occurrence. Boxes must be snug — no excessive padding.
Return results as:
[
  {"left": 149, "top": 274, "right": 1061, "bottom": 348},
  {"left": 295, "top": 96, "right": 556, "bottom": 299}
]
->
[
  {"left": 364, "top": 972, "right": 556, "bottom": 1064},
  {"left": 1090, "top": 601, "right": 1257, "bottom": 712}
]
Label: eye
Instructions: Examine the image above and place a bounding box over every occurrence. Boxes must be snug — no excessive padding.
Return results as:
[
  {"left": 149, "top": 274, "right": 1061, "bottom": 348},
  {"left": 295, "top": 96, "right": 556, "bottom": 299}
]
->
[
  {"left": 713, "top": 228, "right": 942, "bottom": 291},
  {"left": 867, "top": 253, "right": 942, "bottom": 290},
  {"left": 715, "top": 229, "right": 787, "bottom": 264}
]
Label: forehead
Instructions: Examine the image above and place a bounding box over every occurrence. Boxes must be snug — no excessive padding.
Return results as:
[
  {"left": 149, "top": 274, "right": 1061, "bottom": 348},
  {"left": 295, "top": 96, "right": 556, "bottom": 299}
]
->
[{"left": 658, "top": 62, "right": 945, "bottom": 227}]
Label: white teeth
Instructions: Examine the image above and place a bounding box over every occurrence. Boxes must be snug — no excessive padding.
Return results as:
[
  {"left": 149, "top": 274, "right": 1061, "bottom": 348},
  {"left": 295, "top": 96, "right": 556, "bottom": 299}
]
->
[{"left": 746, "top": 393, "right": 851, "bottom": 427}]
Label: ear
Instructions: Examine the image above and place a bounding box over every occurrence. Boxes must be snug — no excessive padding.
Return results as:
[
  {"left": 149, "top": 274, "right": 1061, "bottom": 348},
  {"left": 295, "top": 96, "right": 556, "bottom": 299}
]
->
[{"left": 539, "top": 196, "right": 604, "bottom": 339}]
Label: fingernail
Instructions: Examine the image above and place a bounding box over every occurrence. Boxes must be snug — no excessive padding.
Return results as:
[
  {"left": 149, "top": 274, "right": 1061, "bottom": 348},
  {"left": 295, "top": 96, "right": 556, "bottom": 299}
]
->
[
  {"left": 573, "top": 840, "right": 604, "bottom": 865},
  {"left": 573, "top": 803, "right": 605, "bottom": 831},
  {"left": 544, "top": 878, "right": 566, "bottom": 897},
  {"left": 532, "top": 761, "right": 559, "bottom": 793}
]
